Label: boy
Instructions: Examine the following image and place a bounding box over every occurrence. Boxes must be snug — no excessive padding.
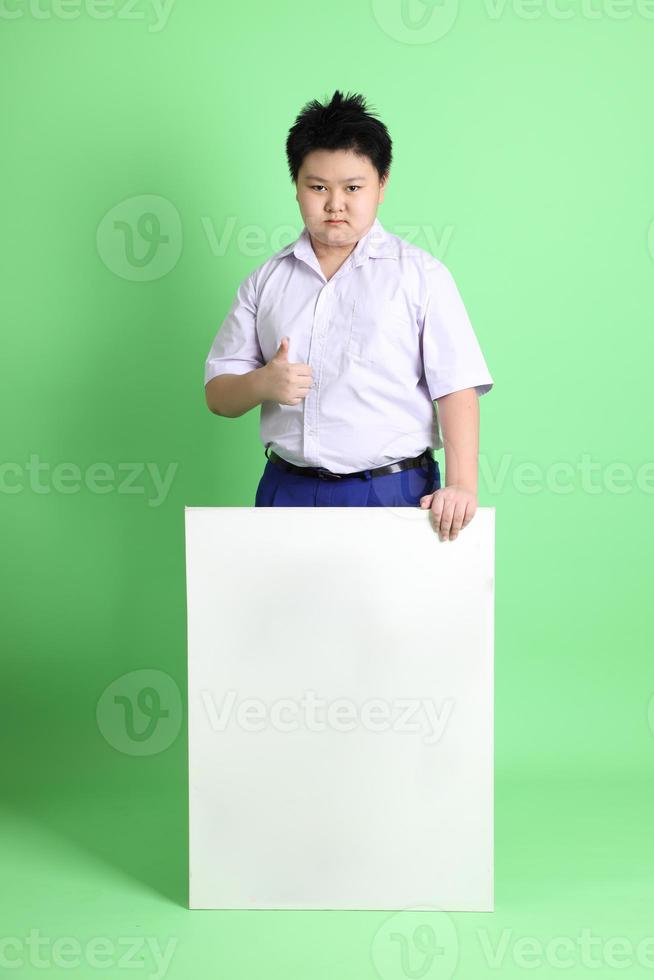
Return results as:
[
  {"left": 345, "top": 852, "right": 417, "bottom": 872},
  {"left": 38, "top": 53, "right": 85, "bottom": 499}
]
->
[{"left": 204, "top": 90, "right": 494, "bottom": 542}]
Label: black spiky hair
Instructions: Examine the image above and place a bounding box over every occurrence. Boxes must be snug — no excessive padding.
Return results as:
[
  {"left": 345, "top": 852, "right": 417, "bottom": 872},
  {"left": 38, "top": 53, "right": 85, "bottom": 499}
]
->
[{"left": 285, "top": 89, "right": 392, "bottom": 184}]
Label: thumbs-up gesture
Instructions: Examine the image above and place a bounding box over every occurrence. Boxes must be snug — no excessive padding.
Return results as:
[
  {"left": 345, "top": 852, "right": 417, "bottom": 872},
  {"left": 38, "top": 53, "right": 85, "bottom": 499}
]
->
[{"left": 261, "top": 337, "right": 313, "bottom": 406}]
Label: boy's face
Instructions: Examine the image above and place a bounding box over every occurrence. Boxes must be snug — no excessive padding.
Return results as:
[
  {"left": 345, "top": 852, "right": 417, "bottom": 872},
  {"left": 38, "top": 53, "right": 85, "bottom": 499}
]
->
[{"left": 295, "top": 148, "right": 387, "bottom": 251}]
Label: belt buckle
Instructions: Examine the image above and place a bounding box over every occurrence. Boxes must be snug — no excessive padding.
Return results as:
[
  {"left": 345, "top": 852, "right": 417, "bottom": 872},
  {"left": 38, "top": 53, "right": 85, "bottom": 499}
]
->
[{"left": 315, "top": 467, "right": 341, "bottom": 481}]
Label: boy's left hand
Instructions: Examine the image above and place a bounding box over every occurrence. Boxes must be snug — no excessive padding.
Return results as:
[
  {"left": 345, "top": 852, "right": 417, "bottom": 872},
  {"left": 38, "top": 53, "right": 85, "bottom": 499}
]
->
[{"left": 419, "top": 485, "right": 477, "bottom": 541}]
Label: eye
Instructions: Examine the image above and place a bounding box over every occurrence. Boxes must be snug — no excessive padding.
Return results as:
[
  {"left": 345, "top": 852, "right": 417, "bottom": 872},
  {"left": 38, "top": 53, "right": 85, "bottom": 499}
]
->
[{"left": 308, "top": 185, "right": 362, "bottom": 192}]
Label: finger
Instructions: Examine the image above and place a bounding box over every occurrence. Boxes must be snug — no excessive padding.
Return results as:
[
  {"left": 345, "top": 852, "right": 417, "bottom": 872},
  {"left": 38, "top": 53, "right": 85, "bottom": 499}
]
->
[
  {"left": 449, "top": 501, "right": 468, "bottom": 539},
  {"left": 439, "top": 500, "right": 456, "bottom": 538},
  {"left": 429, "top": 495, "right": 445, "bottom": 532}
]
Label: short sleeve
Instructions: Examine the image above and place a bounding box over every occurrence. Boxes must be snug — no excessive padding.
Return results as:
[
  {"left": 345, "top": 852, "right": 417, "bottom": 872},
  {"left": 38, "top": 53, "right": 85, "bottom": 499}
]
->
[
  {"left": 420, "top": 262, "right": 494, "bottom": 400},
  {"left": 204, "top": 270, "right": 264, "bottom": 385}
]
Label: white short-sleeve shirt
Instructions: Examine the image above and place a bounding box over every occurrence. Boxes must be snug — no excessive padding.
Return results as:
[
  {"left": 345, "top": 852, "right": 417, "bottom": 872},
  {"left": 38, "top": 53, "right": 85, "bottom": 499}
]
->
[{"left": 204, "top": 216, "right": 494, "bottom": 473}]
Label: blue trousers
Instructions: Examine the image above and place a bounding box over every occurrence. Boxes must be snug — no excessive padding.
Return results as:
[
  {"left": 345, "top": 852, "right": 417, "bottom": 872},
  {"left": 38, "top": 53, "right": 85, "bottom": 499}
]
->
[{"left": 254, "top": 455, "right": 441, "bottom": 507}]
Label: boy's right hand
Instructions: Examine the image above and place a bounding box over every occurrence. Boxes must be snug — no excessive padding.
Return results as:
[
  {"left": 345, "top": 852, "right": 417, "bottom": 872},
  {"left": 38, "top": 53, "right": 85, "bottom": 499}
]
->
[{"left": 261, "top": 338, "right": 313, "bottom": 406}]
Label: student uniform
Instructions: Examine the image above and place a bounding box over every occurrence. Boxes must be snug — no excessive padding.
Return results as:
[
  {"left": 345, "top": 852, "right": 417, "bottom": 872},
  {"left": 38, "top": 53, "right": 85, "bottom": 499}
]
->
[{"left": 204, "top": 217, "right": 494, "bottom": 507}]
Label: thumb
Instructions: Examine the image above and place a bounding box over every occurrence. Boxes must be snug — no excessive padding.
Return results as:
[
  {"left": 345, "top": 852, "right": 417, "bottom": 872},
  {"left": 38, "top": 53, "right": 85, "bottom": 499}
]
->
[
  {"left": 273, "top": 337, "right": 289, "bottom": 360},
  {"left": 420, "top": 493, "right": 434, "bottom": 507}
]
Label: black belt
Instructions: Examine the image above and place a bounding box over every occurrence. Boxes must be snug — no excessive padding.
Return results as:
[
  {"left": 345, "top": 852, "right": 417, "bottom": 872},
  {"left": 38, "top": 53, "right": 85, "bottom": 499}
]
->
[{"left": 265, "top": 446, "right": 435, "bottom": 481}]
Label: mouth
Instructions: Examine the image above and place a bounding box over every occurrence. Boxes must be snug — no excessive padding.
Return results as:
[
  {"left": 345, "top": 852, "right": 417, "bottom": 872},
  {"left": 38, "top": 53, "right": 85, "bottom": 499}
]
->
[{"left": 326, "top": 219, "right": 346, "bottom": 224}]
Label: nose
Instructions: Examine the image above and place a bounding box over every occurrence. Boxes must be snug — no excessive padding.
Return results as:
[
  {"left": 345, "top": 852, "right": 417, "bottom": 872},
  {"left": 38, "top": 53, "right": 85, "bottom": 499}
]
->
[{"left": 326, "top": 195, "right": 345, "bottom": 211}]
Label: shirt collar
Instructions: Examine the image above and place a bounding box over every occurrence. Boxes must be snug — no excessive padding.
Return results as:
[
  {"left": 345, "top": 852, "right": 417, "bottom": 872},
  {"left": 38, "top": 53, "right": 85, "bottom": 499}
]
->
[{"left": 275, "top": 216, "right": 397, "bottom": 268}]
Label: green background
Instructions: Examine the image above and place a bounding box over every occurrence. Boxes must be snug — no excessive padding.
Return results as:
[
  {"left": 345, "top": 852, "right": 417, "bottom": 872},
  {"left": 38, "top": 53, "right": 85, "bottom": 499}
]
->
[{"left": 2, "top": 0, "right": 654, "bottom": 976}]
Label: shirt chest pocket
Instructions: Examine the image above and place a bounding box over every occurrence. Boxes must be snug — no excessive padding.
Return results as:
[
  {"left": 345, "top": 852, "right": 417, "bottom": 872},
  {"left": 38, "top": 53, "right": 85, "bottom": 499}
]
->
[{"left": 345, "top": 297, "right": 416, "bottom": 365}]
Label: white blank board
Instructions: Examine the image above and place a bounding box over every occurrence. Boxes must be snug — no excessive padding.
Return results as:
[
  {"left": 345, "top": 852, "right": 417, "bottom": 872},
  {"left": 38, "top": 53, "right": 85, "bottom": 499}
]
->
[{"left": 185, "top": 505, "right": 494, "bottom": 911}]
